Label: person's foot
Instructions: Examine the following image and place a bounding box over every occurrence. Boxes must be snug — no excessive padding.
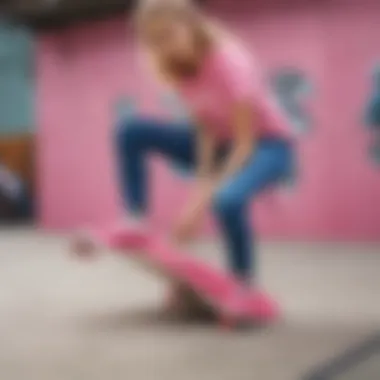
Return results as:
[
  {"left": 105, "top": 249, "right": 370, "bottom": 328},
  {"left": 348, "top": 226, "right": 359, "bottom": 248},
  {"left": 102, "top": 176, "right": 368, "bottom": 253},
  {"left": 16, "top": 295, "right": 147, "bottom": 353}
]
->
[
  {"left": 104, "top": 217, "right": 150, "bottom": 249},
  {"left": 251, "top": 290, "right": 280, "bottom": 322},
  {"left": 221, "top": 285, "right": 280, "bottom": 327}
]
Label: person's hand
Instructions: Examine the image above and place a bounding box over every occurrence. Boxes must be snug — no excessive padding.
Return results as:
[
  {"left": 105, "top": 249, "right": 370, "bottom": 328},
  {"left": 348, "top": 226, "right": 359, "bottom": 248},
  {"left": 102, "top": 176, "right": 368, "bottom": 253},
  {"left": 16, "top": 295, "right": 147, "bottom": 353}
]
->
[
  {"left": 173, "top": 181, "right": 215, "bottom": 243},
  {"left": 174, "top": 206, "right": 202, "bottom": 243}
]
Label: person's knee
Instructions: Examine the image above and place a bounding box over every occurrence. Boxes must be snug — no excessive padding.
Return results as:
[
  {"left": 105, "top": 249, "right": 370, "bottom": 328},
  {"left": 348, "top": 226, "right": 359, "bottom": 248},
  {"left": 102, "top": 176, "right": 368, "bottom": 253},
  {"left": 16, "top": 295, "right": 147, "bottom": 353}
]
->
[
  {"left": 114, "top": 117, "right": 145, "bottom": 150},
  {"left": 213, "top": 188, "right": 242, "bottom": 219}
]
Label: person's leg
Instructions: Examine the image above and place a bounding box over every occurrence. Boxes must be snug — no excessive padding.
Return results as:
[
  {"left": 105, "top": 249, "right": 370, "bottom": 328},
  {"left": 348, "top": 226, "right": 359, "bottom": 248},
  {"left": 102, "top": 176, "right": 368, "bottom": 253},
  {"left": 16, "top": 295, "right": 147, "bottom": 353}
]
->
[
  {"left": 114, "top": 117, "right": 196, "bottom": 216},
  {"left": 212, "top": 138, "right": 293, "bottom": 285}
]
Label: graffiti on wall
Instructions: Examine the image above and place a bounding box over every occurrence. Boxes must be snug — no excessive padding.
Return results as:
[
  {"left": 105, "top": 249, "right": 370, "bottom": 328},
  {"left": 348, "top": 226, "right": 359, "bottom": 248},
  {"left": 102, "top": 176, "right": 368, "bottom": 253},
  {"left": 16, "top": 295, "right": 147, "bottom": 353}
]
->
[
  {"left": 0, "top": 21, "right": 34, "bottom": 222},
  {"left": 0, "top": 161, "right": 32, "bottom": 222},
  {"left": 269, "top": 67, "right": 313, "bottom": 134},
  {"left": 269, "top": 67, "right": 314, "bottom": 189},
  {"left": 114, "top": 92, "right": 191, "bottom": 125},
  {"left": 0, "top": 21, "right": 34, "bottom": 134},
  {"left": 159, "top": 92, "right": 191, "bottom": 122},
  {"left": 114, "top": 95, "right": 138, "bottom": 125},
  {"left": 364, "top": 63, "right": 380, "bottom": 166}
]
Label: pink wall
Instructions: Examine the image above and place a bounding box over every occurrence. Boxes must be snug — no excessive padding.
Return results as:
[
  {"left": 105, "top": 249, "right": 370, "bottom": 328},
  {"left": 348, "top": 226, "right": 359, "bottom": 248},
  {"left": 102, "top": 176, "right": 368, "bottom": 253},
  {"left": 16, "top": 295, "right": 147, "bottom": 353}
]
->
[{"left": 36, "top": 1, "right": 380, "bottom": 241}]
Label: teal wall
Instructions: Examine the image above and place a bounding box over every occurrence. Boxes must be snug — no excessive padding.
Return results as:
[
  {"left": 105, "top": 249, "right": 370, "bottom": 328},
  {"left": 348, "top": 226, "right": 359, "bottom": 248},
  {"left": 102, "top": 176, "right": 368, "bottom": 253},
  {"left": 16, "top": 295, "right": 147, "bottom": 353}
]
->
[{"left": 0, "top": 21, "right": 34, "bottom": 136}]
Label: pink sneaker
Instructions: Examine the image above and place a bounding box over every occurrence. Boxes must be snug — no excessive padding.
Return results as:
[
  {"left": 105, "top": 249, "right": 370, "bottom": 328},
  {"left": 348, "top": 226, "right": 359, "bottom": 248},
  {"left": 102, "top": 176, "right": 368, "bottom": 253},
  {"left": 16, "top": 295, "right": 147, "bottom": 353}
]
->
[
  {"left": 221, "top": 288, "right": 280, "bottom": 326},
  {"left": 251, "top": 290, "right": 280, "bottom": 322},
  {"left": 103, "top": 219, "right": 150, "bottom": 250}
]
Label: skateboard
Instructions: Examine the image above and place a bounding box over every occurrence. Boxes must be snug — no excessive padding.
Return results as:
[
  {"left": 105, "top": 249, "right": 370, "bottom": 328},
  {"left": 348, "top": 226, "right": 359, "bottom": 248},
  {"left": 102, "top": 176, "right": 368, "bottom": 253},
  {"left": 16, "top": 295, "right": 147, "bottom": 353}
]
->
[{"left": 83, "top": 228, "right": 280, "bottom": 328}]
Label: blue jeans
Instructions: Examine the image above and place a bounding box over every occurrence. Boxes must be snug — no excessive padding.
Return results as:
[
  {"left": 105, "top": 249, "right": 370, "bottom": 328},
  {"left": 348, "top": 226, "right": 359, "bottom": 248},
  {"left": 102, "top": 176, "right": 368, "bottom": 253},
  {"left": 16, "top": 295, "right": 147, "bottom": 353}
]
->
[{"left": 115, "top": 117, "right": 293, "bottom": 283}]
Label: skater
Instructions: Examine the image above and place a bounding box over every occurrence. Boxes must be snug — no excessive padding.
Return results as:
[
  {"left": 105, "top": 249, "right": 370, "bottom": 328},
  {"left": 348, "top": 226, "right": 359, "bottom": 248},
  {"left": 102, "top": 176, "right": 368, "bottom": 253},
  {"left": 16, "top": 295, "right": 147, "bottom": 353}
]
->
[{"left": 73, "top": 0, "right": 294, "bottom": 307}]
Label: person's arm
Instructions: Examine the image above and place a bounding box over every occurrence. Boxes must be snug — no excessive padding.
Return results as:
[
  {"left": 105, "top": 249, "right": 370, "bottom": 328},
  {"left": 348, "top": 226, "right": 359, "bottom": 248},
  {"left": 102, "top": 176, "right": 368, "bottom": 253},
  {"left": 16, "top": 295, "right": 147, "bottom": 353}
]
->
[
  {"left": 211, "top": 43, "right": 259, "bottom": 185},
  {"left": 180, "top": 122, "right": 216, "bottom": 216},
  {"left": 213, "top": 100, "right": 256, "bottom": 184},
  {"left": 174, "top": 108, "right": 254, "bottom": 242},
  {"left": 195, "top": 122, "right": 217, "bottom": 181}
]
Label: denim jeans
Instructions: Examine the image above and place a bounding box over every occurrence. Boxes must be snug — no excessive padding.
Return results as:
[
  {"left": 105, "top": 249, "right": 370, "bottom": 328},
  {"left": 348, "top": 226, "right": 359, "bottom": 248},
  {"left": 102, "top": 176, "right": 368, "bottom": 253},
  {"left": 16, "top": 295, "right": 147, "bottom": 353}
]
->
[{"left": 115, "top": 117, "right": 293, "bottom": 283}]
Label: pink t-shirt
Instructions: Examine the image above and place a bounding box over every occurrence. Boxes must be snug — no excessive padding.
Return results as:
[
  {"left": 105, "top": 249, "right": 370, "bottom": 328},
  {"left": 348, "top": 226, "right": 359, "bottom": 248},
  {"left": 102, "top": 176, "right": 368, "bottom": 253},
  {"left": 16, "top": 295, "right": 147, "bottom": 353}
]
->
[{"left": 175, "top": 41, "right": 292, "bottom": 142}]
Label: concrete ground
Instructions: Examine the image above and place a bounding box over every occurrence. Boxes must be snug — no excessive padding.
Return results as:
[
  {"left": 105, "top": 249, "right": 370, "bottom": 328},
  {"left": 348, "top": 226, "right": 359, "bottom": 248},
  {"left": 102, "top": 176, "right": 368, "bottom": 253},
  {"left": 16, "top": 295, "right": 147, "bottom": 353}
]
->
[{"left": 0, "top": 227, "right": 379, "bottom": 380}]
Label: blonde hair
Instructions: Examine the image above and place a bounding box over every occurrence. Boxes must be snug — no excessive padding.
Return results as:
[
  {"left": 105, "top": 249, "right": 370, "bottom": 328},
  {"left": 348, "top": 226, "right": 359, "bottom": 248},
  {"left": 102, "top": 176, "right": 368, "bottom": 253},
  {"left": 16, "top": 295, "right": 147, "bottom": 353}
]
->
[
  {"left": 135, "top": 0, "right": 207, "bottom": 32},
  {"left": 134, "top": 0, "right": 219, "bottom": 83}
]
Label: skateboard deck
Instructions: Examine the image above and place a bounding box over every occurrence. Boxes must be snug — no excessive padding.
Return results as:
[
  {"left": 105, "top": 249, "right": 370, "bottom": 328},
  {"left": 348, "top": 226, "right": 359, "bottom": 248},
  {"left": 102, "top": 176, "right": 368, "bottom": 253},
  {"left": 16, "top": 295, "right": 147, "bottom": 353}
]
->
[{"left": 91, "top": 228, "right": 280, "bottom": 326}]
